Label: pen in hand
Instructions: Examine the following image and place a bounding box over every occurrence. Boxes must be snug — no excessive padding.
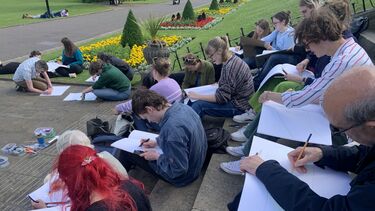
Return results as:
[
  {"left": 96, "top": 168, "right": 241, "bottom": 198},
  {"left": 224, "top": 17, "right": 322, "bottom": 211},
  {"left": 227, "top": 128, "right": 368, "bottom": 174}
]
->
[{"left": 139, "top": 138, "right": 150, "bottom": 147}]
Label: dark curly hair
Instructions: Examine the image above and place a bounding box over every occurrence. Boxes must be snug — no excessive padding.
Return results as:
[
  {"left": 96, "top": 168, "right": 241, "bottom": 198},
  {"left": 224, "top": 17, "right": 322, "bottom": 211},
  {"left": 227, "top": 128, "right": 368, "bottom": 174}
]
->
[{"left": 294, "top": 9, "right": 342, "bottom": 45}]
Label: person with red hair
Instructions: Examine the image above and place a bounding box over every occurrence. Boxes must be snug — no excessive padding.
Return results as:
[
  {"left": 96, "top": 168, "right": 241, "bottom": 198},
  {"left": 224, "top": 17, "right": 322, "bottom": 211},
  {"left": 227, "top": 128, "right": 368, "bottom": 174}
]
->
[{"left": 57, "top": 145, "right": 151, "bottom": 211}]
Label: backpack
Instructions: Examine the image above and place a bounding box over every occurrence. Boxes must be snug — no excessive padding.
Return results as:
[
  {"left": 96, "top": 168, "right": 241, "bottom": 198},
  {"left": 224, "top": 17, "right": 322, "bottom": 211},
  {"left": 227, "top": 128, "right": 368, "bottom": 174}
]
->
[
  {"left": 113, "top": 112, "right": 134, "bottom": 137},
  {"left": 205, "top": 127, "right": 230, "bottom": 154},
  {"left": 350, "top": 16, "right": 369, "bottom": 39}
]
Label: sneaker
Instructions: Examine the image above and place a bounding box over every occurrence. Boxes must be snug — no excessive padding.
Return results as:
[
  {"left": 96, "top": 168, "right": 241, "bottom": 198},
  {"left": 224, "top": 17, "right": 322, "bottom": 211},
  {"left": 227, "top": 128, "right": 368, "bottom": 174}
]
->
[
  {"left": 15, "top": 85, "right": 27, "bottom": 92},
  {"left": 220, "top": 159, "right": 243, "bottom": 175},
  {"left": 233, "top": 109, "right": 256, "bottom": 123},
  {"left": 226, "top": 145, "right": 245, "bottom": 157},
  {"left": 230, "top": 125, "right": 247, "bottom": 142}
]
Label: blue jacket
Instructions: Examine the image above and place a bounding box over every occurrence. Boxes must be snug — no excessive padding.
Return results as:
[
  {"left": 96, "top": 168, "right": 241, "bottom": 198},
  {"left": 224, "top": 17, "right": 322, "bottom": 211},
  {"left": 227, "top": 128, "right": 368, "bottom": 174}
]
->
[
  {"left": 255, "top": 145, "right": 375, "bottom": 211},
  {"left": 62, "top": 49, "right": 83, "bottom": 66},
  {"left": 150, "top": 102, "right": 207, "bottom": 187}
]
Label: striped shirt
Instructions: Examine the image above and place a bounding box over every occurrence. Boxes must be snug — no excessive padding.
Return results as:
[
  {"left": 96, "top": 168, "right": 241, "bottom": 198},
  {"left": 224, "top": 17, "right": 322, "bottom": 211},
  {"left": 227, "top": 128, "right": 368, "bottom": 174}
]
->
[
  {"left": 216, "top": 55, "right": 254, "bottom": 111},
  {"left": 281, "top": 38, "right": 373, "bottom": 108},
  {"left": 115, "top": 77, "right": 182, "bottom": 113}
]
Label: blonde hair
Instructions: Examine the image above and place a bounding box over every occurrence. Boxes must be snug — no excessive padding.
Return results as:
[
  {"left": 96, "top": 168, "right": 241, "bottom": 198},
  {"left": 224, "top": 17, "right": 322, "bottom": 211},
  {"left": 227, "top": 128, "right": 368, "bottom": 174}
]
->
[
  {"left": 320, "top": 0, "right": 351, "bottom": 30},
  {"left": 205, "top": 36, "right": 232, "bottom": 62},
  {"left": 56, "top": 130, "right": 93, "bottom": 153}
]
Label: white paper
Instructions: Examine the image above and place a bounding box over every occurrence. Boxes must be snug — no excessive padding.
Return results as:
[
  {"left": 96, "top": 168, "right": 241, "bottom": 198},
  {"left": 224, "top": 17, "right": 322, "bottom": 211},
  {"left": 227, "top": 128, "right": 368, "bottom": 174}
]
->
[
  {"left": 30, "top": 206, "right": 71, "bottom": 211},
  {"left": 258, "top": 101, "right": 332, "bottom": 145},
  {"left": 184, "top": 84, "right": 218, "bottom": 102},
  {"left": 28, "top": 175, "right": 69, "bottom": 206},
  {"left": 63, "top": 92, "right": 97, "bottom": 101},
  {"left": 256, "top": 50, "right": 278, "bottom": 56},
  {"left": 258, "top": 64, "right": 315, "bottom": 90},
  {"left": 229, "top": 47, "right": 243, "bottom": 55},
  {"left": 40, "top": 86, "right": 70, "bottom": 96},
  {"left": 47, "top": 62, "right": 68, "bottom": 73},
  {"left": 111, "top": 130, "right": 163, "bottom": 154},
  {"left": 85, "top": 76, "right": 99, "bottom": 83},
  {"left": 238, "top": 136, "right": 351, "bottom": 211}
]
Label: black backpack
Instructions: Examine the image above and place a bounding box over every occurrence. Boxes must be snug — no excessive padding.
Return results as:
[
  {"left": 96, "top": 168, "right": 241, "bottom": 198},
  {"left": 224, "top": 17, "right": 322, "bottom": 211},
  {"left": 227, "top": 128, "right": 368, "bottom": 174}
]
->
[
  {"left": 350, "top": 16, "right": 369, "bottom": 39},
  {"left": 205, "top": 128, "right": 230, "bottom": 154}
]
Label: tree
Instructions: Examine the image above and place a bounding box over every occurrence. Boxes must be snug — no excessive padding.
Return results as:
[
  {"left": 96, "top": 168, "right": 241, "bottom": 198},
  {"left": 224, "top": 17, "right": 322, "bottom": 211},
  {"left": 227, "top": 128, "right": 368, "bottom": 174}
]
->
[
  {"left": 182, "top": 0, "right": 195, "bottom": 20},
  {"left": 209, "top": 0, "right": 220, "bottom": 10},
  {"left": 121, "top": 10, "right": 144, "bottom": 48}
]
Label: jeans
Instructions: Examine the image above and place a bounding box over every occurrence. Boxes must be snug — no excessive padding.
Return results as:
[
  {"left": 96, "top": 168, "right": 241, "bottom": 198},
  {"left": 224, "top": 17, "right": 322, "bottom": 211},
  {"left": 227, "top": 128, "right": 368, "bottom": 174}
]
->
[
  {"left": 190, "top": 100, "right": 243, "bottom": 118},
  {"left": 93, "top": 87, "right": 131, "bottom": 101},
  {"left": 132, "top": 113, "right": 161, "bottom": 132},
  {"left": 253, "top": 53, "right": 303, "bottom": 90},
  {"left": 243, "top": 56, "right": 257, "bottom": 69},
  {"left": 55, "top": 64, "right": 83, "bottom": 77}
]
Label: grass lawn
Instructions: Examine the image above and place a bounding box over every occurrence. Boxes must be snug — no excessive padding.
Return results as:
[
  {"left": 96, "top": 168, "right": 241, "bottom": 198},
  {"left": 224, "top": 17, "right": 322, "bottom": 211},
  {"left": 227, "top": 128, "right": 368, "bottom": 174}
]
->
[
  {"left": 0, "top": 0, "right": 301, "bottom": 85},
  {"left": 0, "top": 0, "right": 110, "bottom": 28}
]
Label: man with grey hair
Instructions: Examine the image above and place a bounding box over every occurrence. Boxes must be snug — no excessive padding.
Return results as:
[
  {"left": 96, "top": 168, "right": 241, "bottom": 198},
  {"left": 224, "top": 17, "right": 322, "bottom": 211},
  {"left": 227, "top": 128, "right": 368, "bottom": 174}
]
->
[
  {"left": 229, "top": 66, "right": 375, "bottom": 210},
  {"left": 13, "top": 57, "right": 53, "bottom": 94}
]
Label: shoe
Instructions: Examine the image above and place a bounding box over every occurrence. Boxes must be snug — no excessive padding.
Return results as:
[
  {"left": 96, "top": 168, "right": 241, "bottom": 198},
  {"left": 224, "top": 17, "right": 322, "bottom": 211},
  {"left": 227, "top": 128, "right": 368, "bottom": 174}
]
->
[
  {"left": 220, "top": 159, "right": 243, "bottom": 175},
  {"left": 233, "top": 109, "right": 256, "bottom": 123},
  {"left": 230, "top": 125, "right": 247, "bottom": 142},
  {"left": 15, "top": 85, "right": 27, "bottom": 92},
  {"left": 68, "top": 73, "right": 77, "bottom": 78},
  {"left": 226, "top": 146, "right": 245, "bottom": 157}
]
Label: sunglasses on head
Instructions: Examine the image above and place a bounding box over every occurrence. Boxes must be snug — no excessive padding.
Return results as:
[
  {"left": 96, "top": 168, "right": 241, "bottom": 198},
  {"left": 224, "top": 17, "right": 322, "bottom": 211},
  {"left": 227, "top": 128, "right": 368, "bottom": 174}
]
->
[{"left": 183, "top": 57, "right": 197, "bottom": 64}]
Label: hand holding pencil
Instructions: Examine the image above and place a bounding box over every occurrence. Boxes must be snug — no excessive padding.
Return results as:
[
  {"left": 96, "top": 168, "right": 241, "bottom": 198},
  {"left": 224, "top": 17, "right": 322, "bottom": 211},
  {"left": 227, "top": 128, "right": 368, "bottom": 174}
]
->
[{"left": 288, "top": 135, "right": 323, "bottom": 173}]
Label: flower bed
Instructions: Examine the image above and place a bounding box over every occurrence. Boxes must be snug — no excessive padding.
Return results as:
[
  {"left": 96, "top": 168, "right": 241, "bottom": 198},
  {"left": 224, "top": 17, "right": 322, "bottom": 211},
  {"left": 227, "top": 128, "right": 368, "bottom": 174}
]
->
[
  {"left": 160, "top": 17, "right": 219, "bottom": 30},
  {"left": 76, "top": 35, "right": 190, "bottom": 70}
]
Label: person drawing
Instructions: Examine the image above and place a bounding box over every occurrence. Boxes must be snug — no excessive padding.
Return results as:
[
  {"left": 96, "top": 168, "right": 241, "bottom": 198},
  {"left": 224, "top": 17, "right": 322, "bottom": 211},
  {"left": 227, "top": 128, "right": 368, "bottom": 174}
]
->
[
  {"left": 81, "top": 60, "right": 131, "bottom": 101},
  {"left": 55, "top": 37, "right": 83, "bottom": 77},
  {"left": 181, "top": 53, "right": 215, "bottom": 89}
]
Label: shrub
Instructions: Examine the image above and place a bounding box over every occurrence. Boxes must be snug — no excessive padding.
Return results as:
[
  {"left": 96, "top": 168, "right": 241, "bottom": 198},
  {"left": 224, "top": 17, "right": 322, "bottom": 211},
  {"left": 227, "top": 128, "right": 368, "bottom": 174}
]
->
[
  {"left": 209, "top": 0, "right": 220, "bottom": 10},
  {"left": 225, "top": 0, "right": 231, "bottom": 3},
  {"left": 182, "top": 0, "right": 195, "bottom": 20},
  {"left": 140, "top": 16, "right": 166, "bottom": 41},
  {"left": 121, "top": 10, "right": 144, "bottom": 47}
]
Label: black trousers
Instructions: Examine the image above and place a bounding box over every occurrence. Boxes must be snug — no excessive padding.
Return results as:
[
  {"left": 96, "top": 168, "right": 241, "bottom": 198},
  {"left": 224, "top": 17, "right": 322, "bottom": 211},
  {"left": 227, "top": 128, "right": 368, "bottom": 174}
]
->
[
  {"left": 0, "top": 62, "right": 20, "bottom": 74},
  {"left": 55, "top": 64, "right": 83, "bottom": 77}
]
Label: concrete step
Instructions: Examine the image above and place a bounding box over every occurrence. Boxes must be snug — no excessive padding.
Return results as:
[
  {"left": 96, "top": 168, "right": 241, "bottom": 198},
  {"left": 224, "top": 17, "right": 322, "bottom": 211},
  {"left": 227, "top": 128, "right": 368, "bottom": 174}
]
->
[
  {"left": 358, "top": 29, "right": 375, "bottom": 62},
  {"left": 149, "top": 175, "right": 204, "bottom": 211},
  {"left": 192, "top": 153, "right": 244, "bottom": 211}
]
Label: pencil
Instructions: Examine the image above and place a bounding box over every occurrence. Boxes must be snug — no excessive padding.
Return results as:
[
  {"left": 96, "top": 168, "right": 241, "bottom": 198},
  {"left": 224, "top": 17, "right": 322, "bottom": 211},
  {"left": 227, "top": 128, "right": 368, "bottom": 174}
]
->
[
  {"left": 139, "top": 138, "right": 150, "bottom": 147},
  {"left": 296, "top": 133, "right": 312, "bottom": 162}
]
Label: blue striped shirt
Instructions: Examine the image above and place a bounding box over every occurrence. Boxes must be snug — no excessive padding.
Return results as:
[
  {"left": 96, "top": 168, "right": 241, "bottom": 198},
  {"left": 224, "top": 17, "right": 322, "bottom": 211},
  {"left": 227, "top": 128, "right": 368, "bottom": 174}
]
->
[{"left": 281, "top": 38, "right": 373, "bottom": 108}]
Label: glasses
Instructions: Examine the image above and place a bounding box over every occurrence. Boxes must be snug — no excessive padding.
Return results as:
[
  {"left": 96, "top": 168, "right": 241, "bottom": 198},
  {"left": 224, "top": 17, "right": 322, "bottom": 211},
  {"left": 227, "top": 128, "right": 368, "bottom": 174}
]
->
[
  {"left": 207, "top": 48, "right": 218, "bottom": 60},
  {"left": 330, "top": 122, "right": 364, "bottom": 135}
]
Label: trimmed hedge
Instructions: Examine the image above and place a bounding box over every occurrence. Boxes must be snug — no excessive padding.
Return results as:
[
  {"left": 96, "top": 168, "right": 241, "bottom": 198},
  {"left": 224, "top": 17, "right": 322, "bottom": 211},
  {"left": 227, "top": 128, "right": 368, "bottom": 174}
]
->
[
  {"left": 182, "top": 0, "right": 195, "bottom": 20},
  {"left": 209, "top": 0, "right": 219, "bottom": 10},
  {"left": 121, "top": 10, "right": 144, "bottom": 47}
]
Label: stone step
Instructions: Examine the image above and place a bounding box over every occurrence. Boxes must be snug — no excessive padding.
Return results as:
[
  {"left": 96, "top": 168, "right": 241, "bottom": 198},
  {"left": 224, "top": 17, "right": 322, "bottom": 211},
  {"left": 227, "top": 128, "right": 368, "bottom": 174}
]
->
[
  {"left": 358, "top": 29, "right": 375, "bottom": 62},
  {"left": 192, "top": 118, "right": 245, "bottom": 211},
  {"left": 149, "top": 175, "right": 204, "bottom": 211}
]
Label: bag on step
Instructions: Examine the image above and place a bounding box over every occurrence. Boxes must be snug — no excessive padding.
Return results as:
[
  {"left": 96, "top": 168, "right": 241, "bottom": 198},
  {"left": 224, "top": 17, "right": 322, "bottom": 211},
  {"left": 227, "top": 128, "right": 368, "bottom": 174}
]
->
[
  {"left": 205, "top": 127, "right": 230, "bottom": 154},
  {"left": 113, "top": 112, "right": 134, "bottom": 137},
  {"left": 86, "top": 117, "right": 111, "bottom": 139}
]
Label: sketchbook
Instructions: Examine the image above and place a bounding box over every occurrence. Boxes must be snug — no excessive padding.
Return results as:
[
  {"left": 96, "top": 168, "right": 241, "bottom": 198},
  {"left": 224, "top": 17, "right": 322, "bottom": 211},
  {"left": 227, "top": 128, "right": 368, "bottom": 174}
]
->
[
  {"left": 184, "top": 84, "right": 218, "bottom": 102},
  {"left": 40, "top": 86, "right": 70, "bottom": 96},
  {"left": 28, "top": 175, "right": 69, "bottom": 207},
  {"left": 63, "top": 92, "right": 97, "bottom": 101},
  {"left": 258, "top": 63, "right": 314, "bottom": 90},
  {"left": 238, "top": 136, "right": 351, "bottom": 211},
  {"left": 85, "top": 76, "right": 100, "bottom": 83},
  {"left": 111, "top": 130, "right": 163, "bottom": 154},
  {"left": 229, "top": 47, "right": 244, "bottom": 55},
  {"left": 47, "top": 62, "right": 68, "bottom": 73},
  {"left": 258, "top": 101, "right": 332, "bottom": 145}
]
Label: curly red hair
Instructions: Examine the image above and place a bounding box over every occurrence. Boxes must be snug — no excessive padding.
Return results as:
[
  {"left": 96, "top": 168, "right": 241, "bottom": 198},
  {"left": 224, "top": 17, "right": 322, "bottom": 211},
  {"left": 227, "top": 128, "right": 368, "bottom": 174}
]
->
[{"left": 56, "top": 145, "right": 140, "bottom": 211}]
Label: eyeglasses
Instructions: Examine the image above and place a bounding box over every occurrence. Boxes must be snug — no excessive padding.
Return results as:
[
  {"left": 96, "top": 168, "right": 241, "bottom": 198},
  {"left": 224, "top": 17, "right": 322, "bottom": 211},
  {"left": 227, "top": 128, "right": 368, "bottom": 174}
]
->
[
  {"left": 207, "top": 48, "right": 218, "bottom": 60},
  {"left": 330, "top": 122, "right": 364, "bottom": 135}
]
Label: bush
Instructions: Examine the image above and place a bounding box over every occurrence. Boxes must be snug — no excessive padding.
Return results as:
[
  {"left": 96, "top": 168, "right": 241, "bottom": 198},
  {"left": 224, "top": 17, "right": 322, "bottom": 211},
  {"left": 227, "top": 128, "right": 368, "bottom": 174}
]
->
[
  {"left": 209, "top": 0, "right": 220, "bottom": 10},
  {"left": 182, "top": 0, "right": 195, "bottom": 20},
  {"left": 121, "top": 10, "right": 144, "bottom": 48}
]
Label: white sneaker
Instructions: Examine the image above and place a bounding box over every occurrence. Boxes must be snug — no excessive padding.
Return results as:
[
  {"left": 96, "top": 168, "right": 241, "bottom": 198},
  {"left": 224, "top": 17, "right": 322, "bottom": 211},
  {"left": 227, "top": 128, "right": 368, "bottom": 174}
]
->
[
  {"left": 226, "top": 146, "right": 245, "bottom": 157},
  {"left": 233, "top": 109, "right": 256, "bottom": 123},
  {"left": 230, "top": 125, "right": 247, "bottom": 142},
  {"left": 220, "top": 159, "right": 243, "bottom": 175}
]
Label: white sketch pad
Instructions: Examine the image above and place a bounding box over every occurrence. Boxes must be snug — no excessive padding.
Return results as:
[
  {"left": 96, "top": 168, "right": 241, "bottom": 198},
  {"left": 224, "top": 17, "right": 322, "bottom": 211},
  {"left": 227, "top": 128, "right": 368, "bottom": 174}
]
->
[
  {"left": 63, "top": 92, "right": 97, "bottom": 101},
  {"left": 238, "top": 136, "right": 351, "bottom": 211},
  {"left": 40, "top": 86, "right": 70, "bottom": 96}
]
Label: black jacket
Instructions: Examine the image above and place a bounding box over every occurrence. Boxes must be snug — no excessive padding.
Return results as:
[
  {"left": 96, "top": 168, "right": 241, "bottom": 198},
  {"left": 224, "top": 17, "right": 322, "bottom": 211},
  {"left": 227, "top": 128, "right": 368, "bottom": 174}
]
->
[{"left": 256, "top": 145, "right": 375, "bottom": 211}]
